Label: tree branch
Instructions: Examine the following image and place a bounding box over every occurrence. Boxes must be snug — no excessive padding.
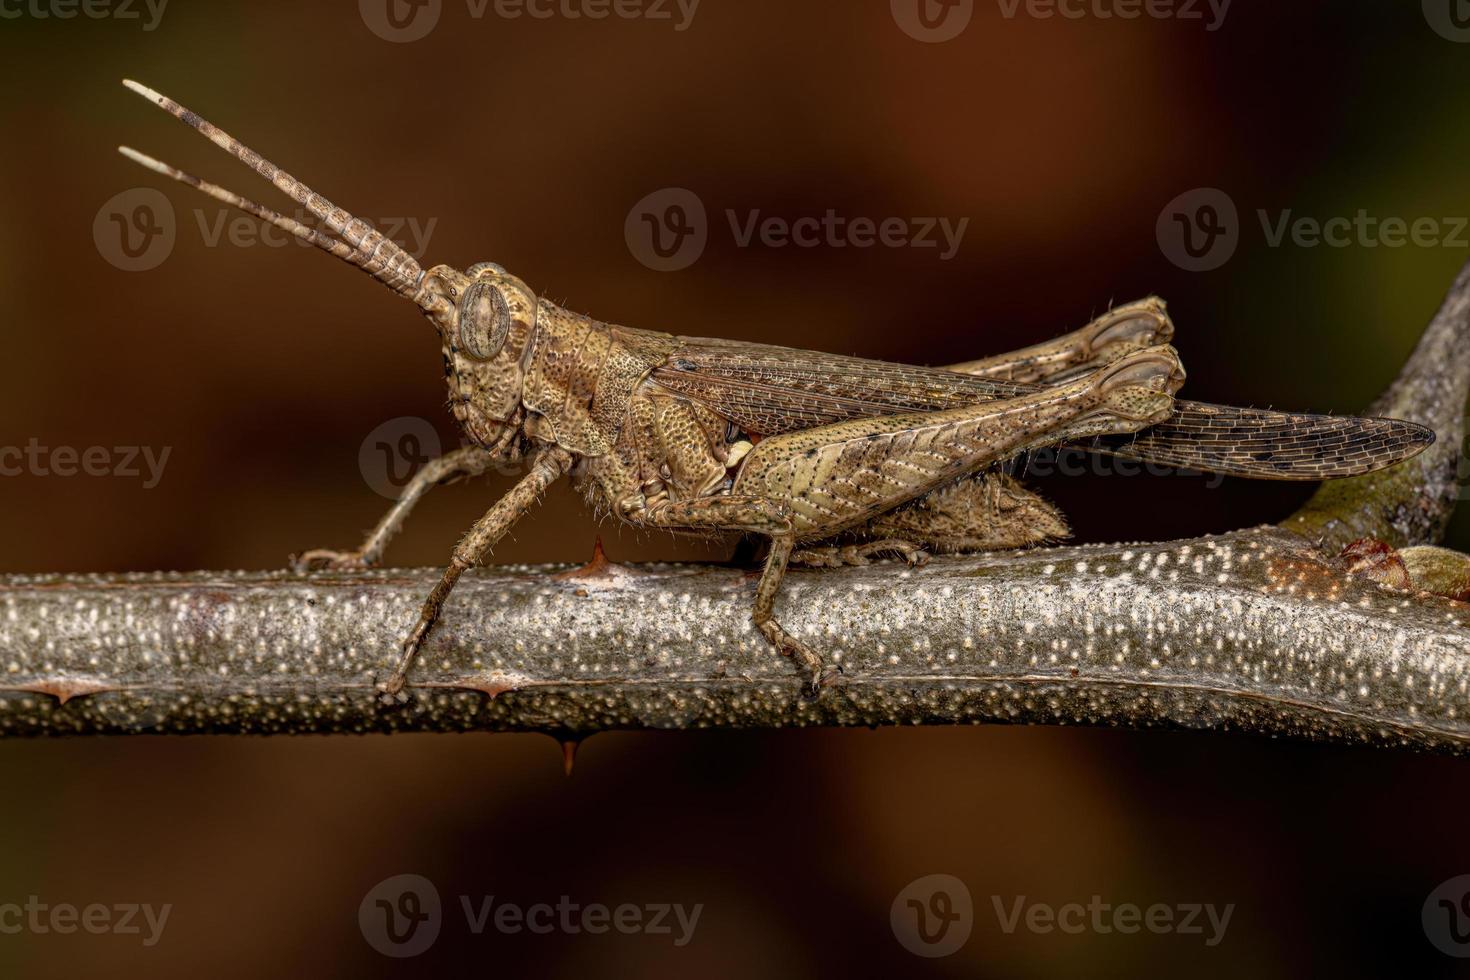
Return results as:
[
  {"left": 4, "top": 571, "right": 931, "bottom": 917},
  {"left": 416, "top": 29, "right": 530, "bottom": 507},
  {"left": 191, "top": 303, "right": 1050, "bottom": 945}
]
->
[
  {"left": 4, "top": 260, "right": 1469, "bottom": 747},
  {"left": 1283, "top": 258, "right": 1470, "bottom": 549},
  {"left": 1, "top": 527, "right": 1468, "bottom": 748}
]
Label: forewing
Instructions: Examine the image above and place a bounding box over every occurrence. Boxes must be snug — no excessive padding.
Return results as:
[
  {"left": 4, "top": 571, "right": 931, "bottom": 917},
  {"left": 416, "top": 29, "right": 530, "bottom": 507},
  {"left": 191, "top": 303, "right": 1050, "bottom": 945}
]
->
[
  {"left": 650, "top": 338, "right": 1434, "bottom": 480},
  {"left": 650, "top": 338, "right": 1020, "bottom": 435}
]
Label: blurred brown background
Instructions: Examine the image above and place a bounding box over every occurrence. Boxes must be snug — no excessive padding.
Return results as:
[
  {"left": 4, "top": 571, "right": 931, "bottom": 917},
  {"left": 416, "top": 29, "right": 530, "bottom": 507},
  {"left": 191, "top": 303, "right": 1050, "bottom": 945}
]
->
[{"left": 3, "top": 0, "right": 1470, "bottom": 976}]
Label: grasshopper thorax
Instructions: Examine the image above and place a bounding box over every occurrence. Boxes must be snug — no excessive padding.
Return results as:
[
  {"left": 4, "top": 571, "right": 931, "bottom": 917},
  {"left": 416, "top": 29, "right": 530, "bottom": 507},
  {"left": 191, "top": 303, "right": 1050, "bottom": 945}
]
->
[{"left": 420, "top": 262, "right": 539, "bottom": 458}]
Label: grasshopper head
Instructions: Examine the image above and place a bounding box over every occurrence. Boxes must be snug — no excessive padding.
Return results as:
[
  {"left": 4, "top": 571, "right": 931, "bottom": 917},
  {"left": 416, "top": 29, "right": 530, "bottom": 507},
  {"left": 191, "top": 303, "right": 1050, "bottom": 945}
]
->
[
  {"left": 419, "top": 262, "right": 539, "bottom": 457},
  {"left": 117, "top": 81, "right": 540, "bottom": 460}
]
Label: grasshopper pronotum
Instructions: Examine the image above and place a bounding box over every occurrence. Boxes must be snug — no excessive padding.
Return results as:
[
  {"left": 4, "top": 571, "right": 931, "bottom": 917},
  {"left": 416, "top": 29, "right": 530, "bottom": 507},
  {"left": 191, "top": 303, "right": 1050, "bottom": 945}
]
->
[{"left": 118, "top": 81, "right": 1433, "bottom": 698}]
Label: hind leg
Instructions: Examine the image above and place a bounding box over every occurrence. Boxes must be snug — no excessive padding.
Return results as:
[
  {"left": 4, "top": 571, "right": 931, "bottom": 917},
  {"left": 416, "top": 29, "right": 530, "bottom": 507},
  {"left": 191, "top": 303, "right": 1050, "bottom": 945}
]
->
[
  {"left": 729, "top": 345, "right": 1183, "bottom": 688},
  {"left": 791, "top": 472, "right": 1068, "bottom": 567},
  {"left": 946, "top": 297, "right": 1173, "bottom": 384}
]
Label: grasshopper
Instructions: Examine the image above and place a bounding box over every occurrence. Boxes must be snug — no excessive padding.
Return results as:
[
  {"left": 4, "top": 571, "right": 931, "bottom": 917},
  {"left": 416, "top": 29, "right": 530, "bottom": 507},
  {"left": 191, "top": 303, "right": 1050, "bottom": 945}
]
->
[{"left": 118, "top": 81, "right": 1435, "bottom": 698}]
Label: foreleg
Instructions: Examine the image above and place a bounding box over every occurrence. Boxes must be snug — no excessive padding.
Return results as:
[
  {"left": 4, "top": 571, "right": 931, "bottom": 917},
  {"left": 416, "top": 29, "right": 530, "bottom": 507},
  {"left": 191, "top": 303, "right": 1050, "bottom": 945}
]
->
[{"left": 293, "top": 445, "right": 497, "bottom": 571}]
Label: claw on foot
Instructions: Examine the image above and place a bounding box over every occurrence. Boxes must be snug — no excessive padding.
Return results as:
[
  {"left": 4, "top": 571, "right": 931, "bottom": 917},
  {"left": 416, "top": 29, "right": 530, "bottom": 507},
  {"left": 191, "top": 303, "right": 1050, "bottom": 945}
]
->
[
  {"left": 378, "top": 619, "right": 430, "bottom": 703},
  {"left": 381, "top": 641, "right": 418, "bottom": 699},
  {"left": 757, "top": 619, "right": 825, "bottom": 695},
  {"left": 375, "top": 685, "right": 410, "bottom": 707}
]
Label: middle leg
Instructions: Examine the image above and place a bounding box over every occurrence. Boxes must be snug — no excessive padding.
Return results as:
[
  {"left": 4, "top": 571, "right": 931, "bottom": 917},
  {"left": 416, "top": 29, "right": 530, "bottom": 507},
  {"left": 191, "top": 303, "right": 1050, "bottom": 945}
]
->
[{"left": 633, "top": 495, "right": 830, "bottom": 689}]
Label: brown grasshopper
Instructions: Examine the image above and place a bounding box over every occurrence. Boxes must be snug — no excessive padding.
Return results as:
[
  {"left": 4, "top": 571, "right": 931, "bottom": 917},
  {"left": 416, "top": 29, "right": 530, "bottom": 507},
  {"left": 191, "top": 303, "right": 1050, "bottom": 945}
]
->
[{"left": 118, "top": 81, "right": 1434, "bottom": 698}]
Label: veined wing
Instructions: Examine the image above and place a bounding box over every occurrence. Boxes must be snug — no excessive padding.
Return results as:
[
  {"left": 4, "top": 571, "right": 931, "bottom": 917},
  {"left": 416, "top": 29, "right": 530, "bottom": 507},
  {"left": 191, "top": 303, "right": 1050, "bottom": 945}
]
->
[{"left": 650, "top": 338, "right": 1434, "bottom": 480}]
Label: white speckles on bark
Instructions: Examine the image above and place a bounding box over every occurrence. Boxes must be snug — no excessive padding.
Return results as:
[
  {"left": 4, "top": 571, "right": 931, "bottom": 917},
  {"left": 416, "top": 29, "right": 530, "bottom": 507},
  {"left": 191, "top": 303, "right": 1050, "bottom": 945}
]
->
[{"left": 0, "top": 527, "right": 1464, "bottom": 748}]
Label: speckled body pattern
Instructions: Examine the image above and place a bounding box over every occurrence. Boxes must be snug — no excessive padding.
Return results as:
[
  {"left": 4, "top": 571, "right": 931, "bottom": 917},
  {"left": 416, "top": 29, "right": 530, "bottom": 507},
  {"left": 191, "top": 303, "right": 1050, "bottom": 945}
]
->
[
  {"left": 116, "top": 82, "right": 1437, "bottom": 696},
  {"left": 409, "top": 264, "right": 1191, "bottom": 689}
]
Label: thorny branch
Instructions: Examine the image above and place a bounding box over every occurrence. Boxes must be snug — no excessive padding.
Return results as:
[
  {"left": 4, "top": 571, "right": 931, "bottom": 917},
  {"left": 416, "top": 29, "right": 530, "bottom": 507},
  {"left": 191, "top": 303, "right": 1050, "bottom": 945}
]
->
[{"left": 3, "top": 263, "right": 1470, "bottom": 748}]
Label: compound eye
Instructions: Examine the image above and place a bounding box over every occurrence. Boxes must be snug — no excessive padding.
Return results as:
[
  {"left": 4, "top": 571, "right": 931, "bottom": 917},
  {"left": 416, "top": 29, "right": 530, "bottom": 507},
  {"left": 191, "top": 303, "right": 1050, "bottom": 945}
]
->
[{"left": 457, "top": 279, "right": 510, "bottom": 360}]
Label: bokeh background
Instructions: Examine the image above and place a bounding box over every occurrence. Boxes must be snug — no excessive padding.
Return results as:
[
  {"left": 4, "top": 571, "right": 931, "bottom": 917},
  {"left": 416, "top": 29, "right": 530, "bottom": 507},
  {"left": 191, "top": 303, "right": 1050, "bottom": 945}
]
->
[{"left": 2, "top": 0, "right": 1470, "bottom": 975}]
